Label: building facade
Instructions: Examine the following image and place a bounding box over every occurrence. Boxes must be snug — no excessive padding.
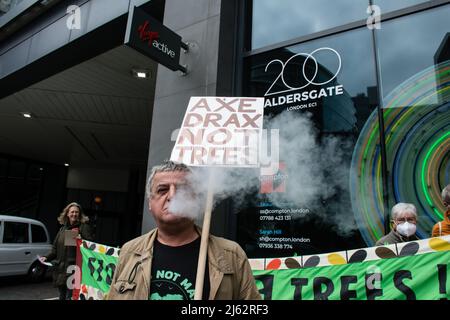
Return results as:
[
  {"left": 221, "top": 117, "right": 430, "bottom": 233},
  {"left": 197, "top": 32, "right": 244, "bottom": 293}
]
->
[
  {"left": 0, "top": 0, "right": 449, "bottom": 258},
  {"left": 226, "top": 0, "right": 450, "bottom": 257}
]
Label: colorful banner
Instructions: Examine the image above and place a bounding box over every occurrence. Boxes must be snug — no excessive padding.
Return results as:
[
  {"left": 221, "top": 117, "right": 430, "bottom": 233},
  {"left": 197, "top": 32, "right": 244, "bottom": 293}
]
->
[
  {"left": 78, "top": 240, "right": 119, "bottom": 300},
  {"left": 254, "top": 250, "right": 449, "bottom": 300},
  {"left": 77, "top": 236, "right": 449, "bottom": 300},
  {"left": 250, "top": 235, "right": 450, "bottom": 300}
]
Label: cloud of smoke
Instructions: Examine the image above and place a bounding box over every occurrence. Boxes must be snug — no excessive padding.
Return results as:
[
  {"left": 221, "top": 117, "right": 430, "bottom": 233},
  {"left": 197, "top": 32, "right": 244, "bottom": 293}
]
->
[
  {"left": 168, "top": 111, "right": 357, "bottom": 235},
  {"left": 263, "top": 112, "right": 357, "bottom": 236},
  {"left": 167, "top": 183, "right": 207, "bottom": 222}
]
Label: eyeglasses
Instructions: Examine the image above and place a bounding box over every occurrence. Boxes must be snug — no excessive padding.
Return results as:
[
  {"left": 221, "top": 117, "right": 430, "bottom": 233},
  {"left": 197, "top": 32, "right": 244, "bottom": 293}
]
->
[
  {"left": 152, "top": 182, "right": 196, "bottom": 199},
  {"left": 395, "top": 217, "right": 416, "bottom": 224}
]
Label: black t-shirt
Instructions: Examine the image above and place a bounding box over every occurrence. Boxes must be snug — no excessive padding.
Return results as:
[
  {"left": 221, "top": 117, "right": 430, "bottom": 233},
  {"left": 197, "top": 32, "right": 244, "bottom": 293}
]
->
[{"left": 149, "top": 237, "right": 210, "bottom": 300}]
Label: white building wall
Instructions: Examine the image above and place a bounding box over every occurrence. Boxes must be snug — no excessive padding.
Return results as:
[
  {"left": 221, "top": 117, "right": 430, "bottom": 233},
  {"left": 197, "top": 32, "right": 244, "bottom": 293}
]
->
[{"left": 141, "top": 0, "right": 221, "bottom": 233}]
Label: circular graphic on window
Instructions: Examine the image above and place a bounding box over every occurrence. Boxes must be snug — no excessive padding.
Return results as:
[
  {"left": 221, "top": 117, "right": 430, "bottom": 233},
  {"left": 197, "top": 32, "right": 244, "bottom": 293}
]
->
[{"left": 350, "top": 61, "right": 450, "bottom": 246}]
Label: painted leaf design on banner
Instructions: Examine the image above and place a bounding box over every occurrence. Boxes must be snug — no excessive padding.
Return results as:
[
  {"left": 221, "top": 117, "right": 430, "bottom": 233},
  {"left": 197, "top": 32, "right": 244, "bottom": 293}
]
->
[
  {"left": 375, "top": 247, "right": 397, "bottom": 259},
  {"left": 398, "top": 242, "right": 419, "bottom": 257},
  {"left": 303, "top": 256, "right": 320, "bottom": 268},
  {"left": 429, "top": 237, "right": 450, "bottom": 251},
  {"left": 327, "top": 253, "right": 346, "bottom": 265},
  {"left": 106, "top": 248, "right": 116, "bottom": 256},
  {"left": 285, "top": 258, "right": 301, "bottom": 269},
  {"left": 348, "top": 250, "right": 367, "bottom": 263},
  {"left": 266, "top": 258, "right": 282, "bottom": 270}
]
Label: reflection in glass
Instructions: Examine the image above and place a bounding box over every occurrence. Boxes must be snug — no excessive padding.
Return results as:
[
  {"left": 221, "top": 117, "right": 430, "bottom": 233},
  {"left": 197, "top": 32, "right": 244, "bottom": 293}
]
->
[
  {"left": 374, "top": 0, "right": 430, "bottom": 14},
  {"left": 376, "top": 5, "right": 450, "bottom": 104},
  {"left": 379, "top": 61, "right": 450, "bottom": 240},
  {"left": 252, "top": 0, "right": 368, "bottom": 49},
  {"left": 376, "top": 5, "right": 450, "bottom": 242},
  {"left": 241, "top": 28, "right": 379, "bottom": 256}
]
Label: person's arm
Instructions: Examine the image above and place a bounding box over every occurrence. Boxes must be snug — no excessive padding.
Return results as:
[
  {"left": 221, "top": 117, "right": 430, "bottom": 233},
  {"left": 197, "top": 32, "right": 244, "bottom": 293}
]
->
[
  {"left": 235, "top": 246, "right": 261, "bottom": 300},
  {"left": 80, "top": 223, "right": 94, "bottom": 241},
  {"left": 45, "top": 229, "right": 61, "bottom": 261},
  {"left": 239, "top": 258, "right": 261, "bottom": 300}
]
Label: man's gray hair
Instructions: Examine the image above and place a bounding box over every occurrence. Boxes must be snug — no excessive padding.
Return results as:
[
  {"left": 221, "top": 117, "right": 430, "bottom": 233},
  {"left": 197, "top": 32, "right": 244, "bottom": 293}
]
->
[
  {"left": 146, "top": 160, "right": 191, "bottom": 199},
  {"left": 391, "top": 202, "right": 417, "bottom": 220},
  {"left": 442, "top": 184, "right": 450, "bottom": 201}
]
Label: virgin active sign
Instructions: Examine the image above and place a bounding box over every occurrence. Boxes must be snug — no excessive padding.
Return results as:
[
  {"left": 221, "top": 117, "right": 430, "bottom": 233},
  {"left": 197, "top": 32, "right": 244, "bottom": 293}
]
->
[
  {"left": 125, "top": 6, "right": 187, "bottom": 72},
  {"left": 263, "top": 47, "right": 344, "bottom": 111}
]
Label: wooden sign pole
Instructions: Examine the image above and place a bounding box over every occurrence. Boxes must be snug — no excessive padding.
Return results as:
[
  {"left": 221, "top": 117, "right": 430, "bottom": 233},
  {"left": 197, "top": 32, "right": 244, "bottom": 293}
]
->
[{"left": 194, "top": 170, "right": 215, "bottom": 300}]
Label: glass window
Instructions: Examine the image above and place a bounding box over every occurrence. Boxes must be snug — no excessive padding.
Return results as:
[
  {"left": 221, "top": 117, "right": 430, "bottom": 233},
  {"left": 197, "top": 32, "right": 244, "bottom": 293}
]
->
[
  {"left": 31, "top": 224, "right": 47, "bottom": 243},
  {"left": 374, "top": 0, "right": 431, "bottom": 14},
  {"left": 376, "top": 5, "right": 450, "bottom": 104},
  {"left": 251, "top": 0, "right": 369, "bottom": 50},
  {"left": 3, "top": 222, "right": 29, "bottom": 243},
  {"left": 241, "top": 28, "right": 380, "bottom": 256},
  {"left": 376, "top": 6, "right": 450, "bottom": 239}
]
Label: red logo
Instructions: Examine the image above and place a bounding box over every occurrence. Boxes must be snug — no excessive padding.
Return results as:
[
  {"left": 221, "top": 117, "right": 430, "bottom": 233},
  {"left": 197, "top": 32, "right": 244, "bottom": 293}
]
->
[
  {"left": 260, "top": 162, "right": 287, "bottom": 194},
  {"left": 137, "top": 20, "right": 159, "bottom": 46}
]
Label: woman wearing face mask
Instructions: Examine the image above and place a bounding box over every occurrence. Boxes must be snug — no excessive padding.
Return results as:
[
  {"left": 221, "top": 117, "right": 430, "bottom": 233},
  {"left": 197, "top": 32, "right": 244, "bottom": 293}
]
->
[
  {"left": 375, "top": 203, "right": 419, "bottom": 246},
  {"left": 41, "top": 202, "right": 93, "bottom": 300}
]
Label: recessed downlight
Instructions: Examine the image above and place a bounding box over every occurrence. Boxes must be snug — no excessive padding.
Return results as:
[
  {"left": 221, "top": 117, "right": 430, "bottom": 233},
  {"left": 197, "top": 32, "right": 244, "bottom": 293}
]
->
[{"left": 131, "top": 69, "right": 150, "bottom": 79}]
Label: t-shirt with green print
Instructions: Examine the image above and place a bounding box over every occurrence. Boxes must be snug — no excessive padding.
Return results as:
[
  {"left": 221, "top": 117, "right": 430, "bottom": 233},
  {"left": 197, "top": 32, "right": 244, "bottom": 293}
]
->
[{"left": 149, "top": 237, "right": 210, "bottom": 300}]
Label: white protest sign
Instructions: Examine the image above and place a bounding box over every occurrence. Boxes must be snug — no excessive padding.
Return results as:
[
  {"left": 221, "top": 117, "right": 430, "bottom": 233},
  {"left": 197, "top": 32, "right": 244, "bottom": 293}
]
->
[{"left": 170, "top": 97, "right": 264, "bottom": 167}]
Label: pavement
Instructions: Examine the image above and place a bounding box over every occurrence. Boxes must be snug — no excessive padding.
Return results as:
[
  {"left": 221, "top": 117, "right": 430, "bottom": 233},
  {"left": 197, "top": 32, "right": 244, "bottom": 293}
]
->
[{"left": 0, "top": 273, "right": 58, "bottom": 300}]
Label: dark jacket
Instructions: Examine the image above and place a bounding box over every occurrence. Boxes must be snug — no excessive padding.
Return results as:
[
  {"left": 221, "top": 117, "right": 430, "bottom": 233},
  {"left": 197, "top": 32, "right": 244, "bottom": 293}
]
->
[
  {"left": 375, "top": 229, "right": 419, "bottom": 246},
  {"left": 46, "top": 222, "right": 93, "bottom": 286}
]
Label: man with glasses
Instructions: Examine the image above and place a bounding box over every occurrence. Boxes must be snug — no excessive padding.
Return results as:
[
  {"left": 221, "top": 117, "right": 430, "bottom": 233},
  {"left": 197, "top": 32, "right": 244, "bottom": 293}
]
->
[{"left": 376, "top": 202, "right": 419, "bottom": 246}]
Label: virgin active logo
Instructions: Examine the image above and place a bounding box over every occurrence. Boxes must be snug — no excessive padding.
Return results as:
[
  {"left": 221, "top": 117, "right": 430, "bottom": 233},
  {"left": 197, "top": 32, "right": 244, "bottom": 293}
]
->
[{"left": 264, "top": 47, "right": 342, "bottom": 96}]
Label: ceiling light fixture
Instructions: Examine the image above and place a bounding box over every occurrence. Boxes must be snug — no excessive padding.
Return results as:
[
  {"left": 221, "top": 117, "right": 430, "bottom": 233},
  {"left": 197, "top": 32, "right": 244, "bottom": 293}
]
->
[
  {"left": 21, "top": 112, "right": 32, "bottom": 118},
  {"left": 131, "top": 68, "right": 150, "bottom": 79},
  {"left": 64, "top": 163, "right": 70, "bottom": 167}
]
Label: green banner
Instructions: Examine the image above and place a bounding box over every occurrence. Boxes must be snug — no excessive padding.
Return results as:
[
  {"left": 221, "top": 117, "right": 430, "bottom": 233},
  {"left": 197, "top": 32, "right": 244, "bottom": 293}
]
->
[
  {"left": 80, "top": 245, "right": 118, "bottom": 293},
  {"left": 253, "top": 250, "right": 449, "bottom": 300},
  {"left": 78, "top": 239, "right": 449, "bottom": 300}
]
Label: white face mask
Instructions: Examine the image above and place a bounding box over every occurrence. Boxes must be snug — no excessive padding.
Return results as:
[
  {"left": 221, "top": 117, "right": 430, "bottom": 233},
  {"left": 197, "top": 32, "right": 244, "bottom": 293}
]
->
[{"left": 396, "top": 222, "right": 416, "bottom": 237}]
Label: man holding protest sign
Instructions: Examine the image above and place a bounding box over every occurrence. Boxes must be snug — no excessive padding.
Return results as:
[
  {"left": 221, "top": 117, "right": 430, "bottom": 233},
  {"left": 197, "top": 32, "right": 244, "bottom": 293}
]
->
[
  {"left": 108, "top": 96, "right": 264, "bottom": 300},
  {"left": 107, "top": 160, "right": 261, "bottom": 300}
]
